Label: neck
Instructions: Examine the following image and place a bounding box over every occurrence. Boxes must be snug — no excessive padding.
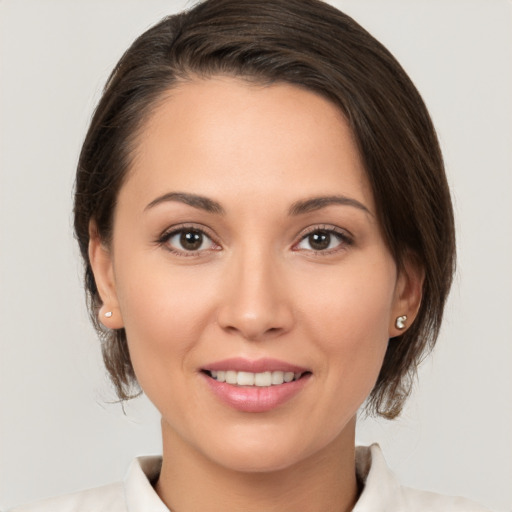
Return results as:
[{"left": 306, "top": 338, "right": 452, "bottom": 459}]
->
[{"left": 155, "top": 418, "right": 359, "bottom": 512}]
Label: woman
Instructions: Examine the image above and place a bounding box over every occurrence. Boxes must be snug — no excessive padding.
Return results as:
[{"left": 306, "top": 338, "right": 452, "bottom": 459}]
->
[{"left": 9, "top": 0, "right": 492, "bottom": 510}]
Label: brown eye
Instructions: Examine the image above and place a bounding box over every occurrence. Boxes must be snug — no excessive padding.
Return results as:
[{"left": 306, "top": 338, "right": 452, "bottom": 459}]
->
[
  {"left": 308, "top": 231, "right": 331, "bottom": 250},
  {"left": 180, "top": 230, "right": 203, "bottom": 250},
  {"left": 295, "top": 228, "right": 350, "bottom": 253},
  {"left": 165, "top": 228, "right": 216, "bottom": 253}
]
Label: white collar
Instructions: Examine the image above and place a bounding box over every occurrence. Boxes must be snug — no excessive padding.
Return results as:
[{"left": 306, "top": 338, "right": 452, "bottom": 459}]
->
[
  {"left": 124, "top": 455, "right": 167, "bottom": 511},
  {"left": 353, "top": 444, "right": 403, "bottom": 511}
]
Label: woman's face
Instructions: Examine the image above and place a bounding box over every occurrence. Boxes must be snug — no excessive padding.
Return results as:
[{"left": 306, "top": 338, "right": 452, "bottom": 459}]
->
[{"left": 91, "top": 77, "right": 418, "bottom": 472}]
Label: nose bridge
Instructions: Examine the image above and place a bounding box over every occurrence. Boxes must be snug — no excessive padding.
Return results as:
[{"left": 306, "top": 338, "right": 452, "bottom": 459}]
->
[{"left": 217, "top": 241, "right": 293, "bottom": 340}]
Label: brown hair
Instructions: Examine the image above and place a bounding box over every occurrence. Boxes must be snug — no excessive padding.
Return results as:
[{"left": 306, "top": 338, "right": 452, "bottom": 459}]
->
[{"left": 74, "top": 0, "right": 455, "bottom": 418}]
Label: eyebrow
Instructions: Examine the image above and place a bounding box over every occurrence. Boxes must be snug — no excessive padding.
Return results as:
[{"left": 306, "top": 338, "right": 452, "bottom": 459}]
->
[
  {"left": 145, "top": 192, "right": 371, "bottom": 217},
  {"left": 288, "top": 195, "right": 372, "bottom": 216},
  {"left": 144, "top": 192, "right": 225, "bottom": 214}
]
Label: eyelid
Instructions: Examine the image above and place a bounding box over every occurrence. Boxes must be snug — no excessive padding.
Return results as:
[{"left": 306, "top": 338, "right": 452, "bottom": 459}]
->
[
  {"left": 155, "top": 222, "right": 353, "bottom": 256},
  {"left": 156, "top": 223, "right": 221, "bottom": 256},
  {"left": 292, "top": 224, "right": 354, "bottom": 253}
]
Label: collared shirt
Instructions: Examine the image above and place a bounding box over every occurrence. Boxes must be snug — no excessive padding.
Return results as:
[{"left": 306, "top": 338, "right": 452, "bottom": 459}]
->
[{"left": 9, "top": 444, "right": 490, "bottom": 511}]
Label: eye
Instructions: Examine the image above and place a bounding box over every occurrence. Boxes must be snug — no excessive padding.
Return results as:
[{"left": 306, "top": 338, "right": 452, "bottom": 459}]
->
[
  {"left": 295, "top": 228, "right": 352, "bottom": 253},
  {"left": 161, "top": 227, "right": 218, "bottom": 255}
]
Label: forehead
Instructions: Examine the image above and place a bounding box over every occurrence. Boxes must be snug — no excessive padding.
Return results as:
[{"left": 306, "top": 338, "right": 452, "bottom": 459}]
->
[{"left": 124, "top": 76, "right": 373, "bottom": 213}]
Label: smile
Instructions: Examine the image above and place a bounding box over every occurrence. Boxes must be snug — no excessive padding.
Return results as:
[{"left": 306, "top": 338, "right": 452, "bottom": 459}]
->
[
  {"left": 201, "top": 360, "right": 311, "bottom": 412},
  {"left": 208, "top": 370, "right": 303, "bottom": 387}
]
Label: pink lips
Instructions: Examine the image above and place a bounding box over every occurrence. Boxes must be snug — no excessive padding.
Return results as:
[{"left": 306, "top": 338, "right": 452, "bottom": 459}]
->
[
  {"left": 203, "top": 357, "right": 308, "bottom": 374},
  {"left": 201, "top": 358, "right": 311, "bottom": 413}
]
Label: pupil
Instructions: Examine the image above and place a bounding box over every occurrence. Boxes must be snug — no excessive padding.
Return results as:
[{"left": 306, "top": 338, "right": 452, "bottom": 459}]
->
[
  {"left": 309, "top": 231, "right": 330, "bottom": 250},
  {"left": 180, "top": 230, "right": 203, "bottom": 250}
]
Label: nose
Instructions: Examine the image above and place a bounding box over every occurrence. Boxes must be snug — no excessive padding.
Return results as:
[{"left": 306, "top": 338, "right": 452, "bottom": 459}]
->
[{"left": 216, "top": 248, "right": 295, "bottom": 341}]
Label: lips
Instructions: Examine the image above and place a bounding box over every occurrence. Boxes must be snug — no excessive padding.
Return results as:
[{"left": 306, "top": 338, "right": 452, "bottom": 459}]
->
[
  {"left": 201, "top": 358, "right": 311, "bottom": 412},
  {"left": 204, "top": 357, "right": 308, "bottom": 372}
]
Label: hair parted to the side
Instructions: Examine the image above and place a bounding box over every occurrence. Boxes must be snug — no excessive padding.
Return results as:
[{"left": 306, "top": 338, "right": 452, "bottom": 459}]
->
[{"left": 74, "top": 0, "right": 455, "bottom": 419}]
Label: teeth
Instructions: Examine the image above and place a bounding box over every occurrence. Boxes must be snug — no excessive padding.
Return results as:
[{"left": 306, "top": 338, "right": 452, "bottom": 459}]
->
[
  {"left": 226, "top": 370, "right": 237, "bottom": 384},
  {"left": 237, "top": 371, "right": 255, "bottom": 386},
  {"left": 209, "top": 370, "right": 303, "bottom": 387},
  {"left": 271, "top": 371, "right": 284, "bottom": 385},
  {"left": 254, "top": 371, "right": 271, "bottom": 387}
]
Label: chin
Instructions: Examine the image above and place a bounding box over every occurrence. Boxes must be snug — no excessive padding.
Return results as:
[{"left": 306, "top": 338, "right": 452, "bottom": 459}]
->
[
  {"left": 212, "top": 443, "right": 310, "bottom": 474},
  {"left": 195, "top": 423, "right": 336, "bottom": 475}
]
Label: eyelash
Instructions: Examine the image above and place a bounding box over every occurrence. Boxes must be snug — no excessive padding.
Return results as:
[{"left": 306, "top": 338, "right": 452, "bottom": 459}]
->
[
  {"left": 156, "top": 224, "right": 353, "bottom": 257},
  {"left": 293, "top": 225, "right": 354, "bottom": 255},
  {"left": 156, "top": 224, "right": 220, "bottom": 257}
]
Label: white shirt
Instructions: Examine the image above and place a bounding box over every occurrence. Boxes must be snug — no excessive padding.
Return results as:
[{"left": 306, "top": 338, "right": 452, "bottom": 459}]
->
[{"left": 9, "top": 444, "right": 490, "bottom": 511}]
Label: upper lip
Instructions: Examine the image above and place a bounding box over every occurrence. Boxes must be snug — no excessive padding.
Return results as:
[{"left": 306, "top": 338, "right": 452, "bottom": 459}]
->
[{"left": 202, "top": 357, "right": 310, "bottom": 374}]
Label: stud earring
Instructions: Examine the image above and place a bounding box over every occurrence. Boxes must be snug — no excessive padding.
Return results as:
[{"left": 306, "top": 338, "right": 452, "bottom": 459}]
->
[
  {"left": 104, "top": 311, "right": 113, "bottom": 318},
  {"left": 395, "top": 315, "right": 407, "bottom": 330}
]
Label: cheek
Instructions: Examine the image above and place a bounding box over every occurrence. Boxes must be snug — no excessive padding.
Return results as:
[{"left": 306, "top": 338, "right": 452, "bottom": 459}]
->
[
  {"left": 299, "top": 257, "right": 396, "bottom": 387},
  {"left": 304, "top": 257, "right": 395, "bottom": 335},
  {"left": 113, "top": 258, "right": 219, "bottom": 385}
]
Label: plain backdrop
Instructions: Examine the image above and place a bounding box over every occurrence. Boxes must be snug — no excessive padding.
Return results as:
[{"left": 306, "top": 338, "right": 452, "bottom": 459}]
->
[{"left": 0, "top": 1, "right": 511, "bottom": 511}]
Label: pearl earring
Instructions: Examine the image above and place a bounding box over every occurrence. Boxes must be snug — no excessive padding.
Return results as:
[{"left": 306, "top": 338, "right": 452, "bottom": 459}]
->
[
  {"left": 395, "top": 315, "right": 407, "bottom": 330},
  {"left": 104, "top": 311, "right": 113, "bottom": 318}
]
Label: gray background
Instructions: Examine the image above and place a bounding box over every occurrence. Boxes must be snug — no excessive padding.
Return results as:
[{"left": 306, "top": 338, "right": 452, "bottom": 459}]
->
[{"left": 1, "top": 1, "right": 511, "bottom": 510}]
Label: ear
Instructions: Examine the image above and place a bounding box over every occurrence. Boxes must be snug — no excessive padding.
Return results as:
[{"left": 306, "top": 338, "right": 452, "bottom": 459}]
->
[
  {"left": 88, "top": 220, "right": 124, "bottom": 329},
  {"left": 389, "top": 254, "right": 424, "bottom": 337}
]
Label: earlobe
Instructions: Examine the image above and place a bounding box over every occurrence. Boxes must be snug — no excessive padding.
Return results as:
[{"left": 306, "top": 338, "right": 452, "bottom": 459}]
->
[
  {"left": 389, "top": 256, "right": 424, "bottom": 337},
  {"left": 88, "top": 221, "right": 124, "bottom": 329}
]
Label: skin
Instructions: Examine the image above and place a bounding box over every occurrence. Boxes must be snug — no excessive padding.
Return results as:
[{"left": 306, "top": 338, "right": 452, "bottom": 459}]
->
[{"left": 89, "top": 77, "right": 423, "bottom": 512}]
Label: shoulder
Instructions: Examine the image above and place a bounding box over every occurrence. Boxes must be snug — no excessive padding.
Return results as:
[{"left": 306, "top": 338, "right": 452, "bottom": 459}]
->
[
  {"left": 8, "top": 456, "right": 166, "bottom": 512},
  {"left": 7, "top": 482, "right": 125, "bottom": 512},
  {"left": 354, "top": 444, "right": 491, "bottom": 512}
]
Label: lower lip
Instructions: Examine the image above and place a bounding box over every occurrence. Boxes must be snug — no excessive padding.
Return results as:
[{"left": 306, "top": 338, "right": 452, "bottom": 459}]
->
[{"left": 202, "top": 373, "right": 311, "bottom": 413}]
